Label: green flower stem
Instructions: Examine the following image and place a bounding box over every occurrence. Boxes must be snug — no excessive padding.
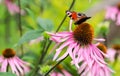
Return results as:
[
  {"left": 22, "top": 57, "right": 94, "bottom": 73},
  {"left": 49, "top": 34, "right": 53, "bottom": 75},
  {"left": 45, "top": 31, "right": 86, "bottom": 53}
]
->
[
  {"left": 44, "top": 55, "right": 68, "bottom": 76},
  {"left": 18, "top": 0, "right": 22, "bottom": 36},
  {"left": 18, "top": 0, "right": 24, "bottom": 55},
  {"left": 31, "top": 39, "right": 47, "bottom": 76},
  {"left": 40, "top": 0, "right": 76, "bottom": 64},
  {"left": 32, "top": 0, "right": 76, "bottom": 75}
]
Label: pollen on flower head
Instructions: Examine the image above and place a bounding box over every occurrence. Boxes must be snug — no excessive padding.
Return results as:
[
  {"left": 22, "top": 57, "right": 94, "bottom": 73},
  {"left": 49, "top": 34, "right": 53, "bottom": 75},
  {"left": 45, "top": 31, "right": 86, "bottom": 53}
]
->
[
  {"left": 73, "top": 23, "right": 94, "bottom": 45},
  {"left": 97, "top": 43, "right": 107, "bottom": 54},
  {"left": 2, "top": 48, "right": 16, "bottom": 58},
  {"left": 112, "top": 44, "right": 120, "bottom": 51}
]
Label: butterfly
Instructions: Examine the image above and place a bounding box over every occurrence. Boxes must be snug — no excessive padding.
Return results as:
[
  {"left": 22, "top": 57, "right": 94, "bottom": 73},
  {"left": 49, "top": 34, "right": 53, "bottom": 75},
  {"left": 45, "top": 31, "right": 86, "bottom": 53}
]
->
[{"left": 66, "top": 10, "right": 91, "bottom": 25}]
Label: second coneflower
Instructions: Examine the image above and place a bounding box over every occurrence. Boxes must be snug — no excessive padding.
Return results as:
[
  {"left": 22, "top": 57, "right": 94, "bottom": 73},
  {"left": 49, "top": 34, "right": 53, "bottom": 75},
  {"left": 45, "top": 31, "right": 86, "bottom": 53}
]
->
[
  {"left": 107, "top": 44, "right": 120, "bottom": 62},
  {"left": 47, "top": 11, "right": 114, "bottom": 76},
  {"left": 4, "top": 0, "right": 25, "bottom": 15},
  {"left": 105, "top": 2, "right": 120, "bottom": 25},
  {"left": 0, "top": 48, "right": 30, "bottom": 76}
]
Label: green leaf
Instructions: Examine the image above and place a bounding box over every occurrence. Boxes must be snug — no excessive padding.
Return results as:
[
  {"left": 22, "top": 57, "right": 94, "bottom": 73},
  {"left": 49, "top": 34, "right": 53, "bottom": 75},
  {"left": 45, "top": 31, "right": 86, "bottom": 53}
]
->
[
  {"left": 0, "top": 72, "right": 16, "bottom": 76},
  {"left": 17, "top": 30, "right": 44, "bottom": 46},
  {"left": 25, "top": 8, "right": 35, "bottom": 20},
  {"left": 37, "top": 18, "right": 53, "bottom": 31}
]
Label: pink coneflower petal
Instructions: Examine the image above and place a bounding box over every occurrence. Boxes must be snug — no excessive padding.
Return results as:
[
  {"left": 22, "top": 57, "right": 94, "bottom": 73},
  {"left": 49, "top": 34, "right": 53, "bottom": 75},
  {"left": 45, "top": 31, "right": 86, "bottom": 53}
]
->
[
  {"left": 47, "top": 32, "right": 72, "bottom": 43},
  {"left": 105, "top": 6, "right": 118, "bottom": 21},
  {"left": 51, "top": 72, "right": 63, "bottom": 76},
  {"left": 90, "top": 45, "right": 107, "bottom": 65},
  {"left": 8, "top": 58, "right": 19, "bottom": 76},
  {"left": 94, "top": 38, "right": 105, "bottom": 42},
  {"left": 116, "top": 12, "right": 120, "bottom": 26},
  {"left": 5, "top": 0, "right": 19, "bottom": 14},
  {"left": 71, "top": 44, "right": 80, "bottom": 68},
  {"left": 16, "top": 56, "right": 30, "bottom": 65},
  {"left": 53, "top": 39, "right": 74, "bottom": 61},
  {"left": 0, "top": 56, "right": 4, "bottom": 63},
  {"left": 13, "top": 58, "right": 24, "bottom": 75},
  {"left": 110, "top": 7, "right": 118, "bottom": 20},
  {"left": 47, "top": 32, "right": 72, "bottom": 37},
  {"left": 5, "top": 0, "right": 25, "bottom": 15},
  {"left": 0, "top": 59, "right": 8, "bottom": 72},
  {"left": 57, "top": 42, "right": 76, "bottom": 61},
  {"left": 64, "top": 42, "right": 77, "bottom": 59},
  {"left": 107, "top": 48, "right": 116, "bottom": 62},
  {"left": 62, "top": 70, "right": 72, "bottom": 76},
  {"left": 78, "top": 62, "right": 88, "bottom": 74},
  {"left": 29, "top": 36, "right": 44, "bottom": 45},
  {"left": 16, "top": 58, "right": 30, "bottom": 73}
]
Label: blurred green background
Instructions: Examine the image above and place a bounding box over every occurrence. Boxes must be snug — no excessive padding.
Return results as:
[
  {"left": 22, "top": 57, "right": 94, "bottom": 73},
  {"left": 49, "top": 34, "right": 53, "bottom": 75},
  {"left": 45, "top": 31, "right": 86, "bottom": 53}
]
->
[{"left": 0, "top": 0, "right": 120, "bottom": 76}]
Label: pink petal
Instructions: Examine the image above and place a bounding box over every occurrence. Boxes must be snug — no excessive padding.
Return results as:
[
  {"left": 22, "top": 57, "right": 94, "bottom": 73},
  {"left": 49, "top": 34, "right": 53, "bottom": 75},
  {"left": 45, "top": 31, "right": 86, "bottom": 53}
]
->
[
  {"left": 105, "top": 6, "right": 118, "bottom": 21},
  {"left": 0, "top": 56, "right": 4, "bottom": 63},
  {"left": 62, "top": 70, "right": 72, "bottom": 76},
  {"left": 15, "top": 56, "right": 30, "bottom": 73},
  {"left": 116, "top": 12, "right": 120, "bottom": 26},
  {"left": 53, "top": 40, "right": 74, "bottom": 60},
  {"left": 78, "top": 62, "right": 87, "bottom": 74},
  {"left": 13, "top": 58, "right": 24, "bottom": 75},
  {"left": 50, "top": 72, "right": 57, "bottom": 76},
  {"left": 0, "top": 59, "right": 8, "bottom": 72},
  {"left": 94, "top": 38, "right": 105, "bottom": 42},
  {"left": 107, "top": 48, "right": 116, "bottom": 62},
  {"left": 8, "top": 58, "right": 20, "bottom": 76}
]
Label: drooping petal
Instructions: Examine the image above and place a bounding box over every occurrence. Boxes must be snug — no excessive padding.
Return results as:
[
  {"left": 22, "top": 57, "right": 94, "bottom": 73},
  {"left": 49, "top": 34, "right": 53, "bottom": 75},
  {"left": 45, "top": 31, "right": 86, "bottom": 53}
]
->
[
  {"left": 0, "top": 56, "right": 4, "bottom": 63},
  {"left": 116, "top": 12, "right": 120, "bottom": 26},
  {"left": 8, "top": 58, "right": 20, "bottom": 76},
  {"left": 0, "top": 59, "right": 8, "bottom": 72},
  {"left": 16, "top": 57, "right": 30, "bottom": 73},
  {"left": 94, "top": 38, "right": 105, "bottom": 42},
  {"left": 62, "top": 70, "right": 72, "bottom": 76},
  {"left": 107, "top": 48, "right": 116, "bottom": 62},
  {"left": 13, "top": 58, "right": 24, "bottom": 75},
  {"left": 16, "top": 58, "right": 30, "bottom": 73},
  {"left": 57, "top": 41, "right": 76, "bottom": 61},
  {"left": 53, "top": 39, "right": 74, "bottom": 60}
]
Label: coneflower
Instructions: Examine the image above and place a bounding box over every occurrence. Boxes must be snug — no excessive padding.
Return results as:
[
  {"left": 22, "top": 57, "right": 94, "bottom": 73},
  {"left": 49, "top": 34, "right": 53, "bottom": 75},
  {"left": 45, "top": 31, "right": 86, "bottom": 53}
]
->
[
  {"left": 107, "top": 44, "right": 120, "bottom": 63},
  {"left": 105, "top": 2, "right": 120, "bottom": 25},
  {"left": 3, "top": 0, "right": 25, "bottom": 15},
  {"left": 48, "top": 11, "right": 113, "bottom": 76},
  {"left": 0, "top": 48, "right": 30, "bottom": 76}
]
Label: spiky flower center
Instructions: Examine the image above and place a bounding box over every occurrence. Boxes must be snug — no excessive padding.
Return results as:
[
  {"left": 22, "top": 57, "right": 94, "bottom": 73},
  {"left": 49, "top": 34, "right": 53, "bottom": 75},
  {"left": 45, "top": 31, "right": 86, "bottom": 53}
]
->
[
  {"left": 112, "top": 44, "right": 120, "bottom": 51},
  {"left": 73, "top": 23, "right": 94, "bottom": 45},
  {"left": 97, "top": 43, "right": 107, "bottom": 54},
  {"left": 2, "top": 48, "right": 16, "bottom": 58}
]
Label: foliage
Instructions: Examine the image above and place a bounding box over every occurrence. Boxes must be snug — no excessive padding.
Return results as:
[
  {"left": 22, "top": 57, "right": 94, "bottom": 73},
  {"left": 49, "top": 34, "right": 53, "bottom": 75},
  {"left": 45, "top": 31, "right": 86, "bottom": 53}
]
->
[{"left": 0, "top": 0, "right": 120, "bottom": 76}]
